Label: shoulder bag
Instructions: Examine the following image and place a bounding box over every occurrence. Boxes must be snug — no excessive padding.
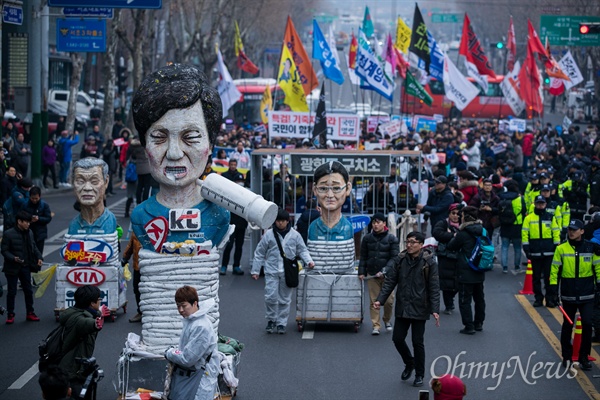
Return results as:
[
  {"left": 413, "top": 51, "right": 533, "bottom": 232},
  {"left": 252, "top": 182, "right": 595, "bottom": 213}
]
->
[{"left": 274, "top": 232, "right": 301, "bottom": 288}]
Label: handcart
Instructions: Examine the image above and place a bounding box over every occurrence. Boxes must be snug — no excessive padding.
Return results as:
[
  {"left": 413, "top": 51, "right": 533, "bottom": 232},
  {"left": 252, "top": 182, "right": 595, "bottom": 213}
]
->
[{"left": 296, "top": 270, "right": 364, "bottom": 332}]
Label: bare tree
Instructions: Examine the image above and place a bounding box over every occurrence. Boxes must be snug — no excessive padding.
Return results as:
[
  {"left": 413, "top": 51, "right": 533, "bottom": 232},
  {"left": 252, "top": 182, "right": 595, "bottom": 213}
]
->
[{"left": 65, "top": 53, "right": 85, "bottom": 134}]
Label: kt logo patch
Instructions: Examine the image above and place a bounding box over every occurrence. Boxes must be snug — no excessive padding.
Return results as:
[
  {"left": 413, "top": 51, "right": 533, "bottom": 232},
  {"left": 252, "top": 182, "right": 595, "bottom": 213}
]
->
[{"left": 169, "top": 209, "right": 201, "bottom": 231}]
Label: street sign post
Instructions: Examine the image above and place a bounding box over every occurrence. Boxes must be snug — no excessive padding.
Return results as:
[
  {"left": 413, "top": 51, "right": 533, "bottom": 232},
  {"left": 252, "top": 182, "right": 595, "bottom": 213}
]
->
[
  {"left": 3, "top": 4, "right": 23, "bottom": 25},
  {"left": 431, "top": 13, "right": 463, "bottom": 23},
  {"left": 540, "top": 15, "right": 600, "bottom": 46},
  {"left": 49, "top": 0, "right": 161, "bottom": 9},
  {"left": 62, "top": 7, "right": 114, "bottom": 18},
  {"left": 57, "top": 19, "right": 107, "bottom": 53}
]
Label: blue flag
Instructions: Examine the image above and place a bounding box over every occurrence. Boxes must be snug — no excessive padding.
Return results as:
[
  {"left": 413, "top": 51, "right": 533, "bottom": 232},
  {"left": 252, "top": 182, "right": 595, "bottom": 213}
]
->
[
  {"left": 312, "top": 20, "right": 345, "bottom": 85},
  {"left": 355, "top": 29, "right": 394, "bottom": 102},
  {"left": 418, "top": 31, "right": 444, "bottom": 80}
]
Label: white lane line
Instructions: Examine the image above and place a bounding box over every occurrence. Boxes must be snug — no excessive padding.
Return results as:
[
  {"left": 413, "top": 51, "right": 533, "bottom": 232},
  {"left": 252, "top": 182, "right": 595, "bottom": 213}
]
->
[
  {"left": 8, "top": 361, "right": 40, "bottom": 389},
  {"left": 302, "top": 322, "right": 315, "bottom": 339}
]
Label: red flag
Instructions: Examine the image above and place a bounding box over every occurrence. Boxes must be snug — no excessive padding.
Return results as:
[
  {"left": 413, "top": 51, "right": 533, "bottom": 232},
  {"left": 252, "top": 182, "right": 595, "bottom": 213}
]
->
[
  {"left": 527, "top": 19, "right": 548, "bottom": 58},
  {"left": 349, "top": 32, "right": 358, "bottom": 69},
  {"left": 506, "top": 16, "right": 517, "bottom": 72},
  {"left": 459, "top": 13, "right": 496, "bottom": 78},
  {"left": 519, "top": 41, "right": 543, "bottom": 115},
  {"left": 393, "top": 47, "right": 409, "bottom": 79},
  {"left": 544, "top": 38, "right": 570, "bottom": 81},
  {"left": 237, "top": 50, "right": 260, "bottom": 75},
  {"left": 283, "top": 16, "right": 318, "bottom": 96},
  {"left": 549, "top": 78, "right": 565, "bottom": 96}
]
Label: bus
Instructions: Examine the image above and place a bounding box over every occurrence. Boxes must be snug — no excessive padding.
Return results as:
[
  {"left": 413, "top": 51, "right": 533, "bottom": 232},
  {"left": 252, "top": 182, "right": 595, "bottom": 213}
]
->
[
  {"left": 230, "top": 78, "right": 285, "bottom": 126},
  {"left": 401, "top": 75, "right": 523, "bottom": 120}
]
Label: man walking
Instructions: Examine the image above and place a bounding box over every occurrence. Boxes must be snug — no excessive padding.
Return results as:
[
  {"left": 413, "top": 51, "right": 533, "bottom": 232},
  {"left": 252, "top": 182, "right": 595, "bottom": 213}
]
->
[
  {"left": 522, "top": 195, "right": 560, "bottom": 308},
  {"left": 374, "top": 231, "right": 440, "bottom": 387},
  {"left": 22, "top": 186, "right": 53, "bottom": 254},
  {"left": 358, "top": 213, "right": 399, "bottom": 335},
  {"left": 1, "top": 210, "right": 43, "bottom": 324},
  {"left": 416, "top": 175, "right": 454, "bottom": 232},
  {"left": 550, "top": 219, "right": 600, "bottom": 371},
  {"left": 221, "top": 159, "right": 248, "bottom": 275}
]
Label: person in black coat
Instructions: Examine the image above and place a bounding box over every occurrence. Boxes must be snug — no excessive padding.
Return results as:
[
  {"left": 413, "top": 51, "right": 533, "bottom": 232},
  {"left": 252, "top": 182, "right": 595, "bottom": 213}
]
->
[
  {"left": 417, "top": 175, "right": 454, "bottom": 232},
  {"left": 295, "top": 198, "right": 320, "bottom": 244},
  {"left": 20, "top": 186, "right": 52, "bottom": 254},
  {"left": 220, "top": 159, "right": 248, "bottom": 276},
  {"left": 446, "top": 206, "right": 486, "bottom": 335},
  {"left": 358, "top": 213, "right": 400, "bottom": 335},
  {"left": 374, "top": 231, "right": 440, "bottom": 388},
  {"left": 1, "top": 210, "right": 43, "bottom": 323},
  {"left": 433, "top": 203, "right": 461, "bottom": 314}
]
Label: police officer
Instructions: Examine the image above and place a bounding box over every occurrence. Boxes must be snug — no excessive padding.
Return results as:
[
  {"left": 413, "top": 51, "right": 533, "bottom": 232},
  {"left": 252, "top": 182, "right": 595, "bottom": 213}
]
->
[
  {"left": 522, "top": 195, "right": 561, "bottom": 308},
  {"left": 550, "top": 219, "right": 600, "bottom": 371},
  {"left": 562, "top": 170, "right": 588, "bottom": 222}
]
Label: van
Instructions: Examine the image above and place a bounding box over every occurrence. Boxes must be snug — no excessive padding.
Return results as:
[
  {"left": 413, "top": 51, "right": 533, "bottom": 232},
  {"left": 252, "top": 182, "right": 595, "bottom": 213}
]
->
[{"left": 48, "top": 90, "right": 102, "bottom": 116}]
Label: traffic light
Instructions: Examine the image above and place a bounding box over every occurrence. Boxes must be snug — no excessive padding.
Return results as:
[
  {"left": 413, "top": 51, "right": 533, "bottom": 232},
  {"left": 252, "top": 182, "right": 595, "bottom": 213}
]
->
[
  {"left": 117, "top": 64, "right": 128, "bottom": 93},
  {"left": 579, "top": 22, "right": 600, "bottom": 34},
  {"left": 496, "top": 42, "right": 504, "bottom": 49},
  {"left": 544, "top": 77, "right": 550, "bottom": 85}
]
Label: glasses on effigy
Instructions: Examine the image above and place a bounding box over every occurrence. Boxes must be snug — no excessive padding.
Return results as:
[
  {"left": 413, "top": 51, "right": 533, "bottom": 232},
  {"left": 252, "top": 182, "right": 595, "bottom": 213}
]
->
[{"left": 315, "top": 185, "right": 348, "bottom": 194}]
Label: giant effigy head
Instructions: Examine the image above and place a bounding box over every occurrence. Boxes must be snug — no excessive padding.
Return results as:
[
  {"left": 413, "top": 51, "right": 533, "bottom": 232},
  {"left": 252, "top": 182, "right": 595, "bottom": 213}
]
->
[
  {"left": 72, "top": 157, "right": 110, "bottom": 209},
  {"left": 312, "top": 160, "right": 352, "bottom": 214}
]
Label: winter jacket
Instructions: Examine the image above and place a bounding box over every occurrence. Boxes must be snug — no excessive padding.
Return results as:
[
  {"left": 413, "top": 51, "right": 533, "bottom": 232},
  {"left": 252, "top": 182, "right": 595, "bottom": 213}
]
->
[
  {"left": 251, "top": 228, "right": 313, "bottom": 275},
  {"left": 102, "top": 145, "right": 118, "bottom": 173},
  {"left": 433, "top": 219, "right": 459, "bottom": 291},
  {"left": 463, "top": 144, "right": 481, "bottom": 169},
  {"left": 550, "top": 240, "right": 600, "bottom": 303},
  {"left": 358, "top": 229, "right": 399, "bottom": 276},
  {"left": 123, "top": 233, "right": 142, "bottom": 271},
  {"left": 422, "top": 186, "right": 454, "bottom": 229},
  {"left": 498, "top": 191, "right": 525, "bottom": 239},
  {"left": 128, "top": 140, "right": 151, "bottom": 175},
  {"left": 522, "top": 133, "right": 534, "bottom": 157},
  {"left": 21, "top": 199, "right": 53, "bottom": 241},
  {"left": 446, "top": 220, "right": 486, "bottom": 284},
  {"left": 521, "top": 210, "right": 560, "bottom": 257},
  {"left": 590, "top": 169, "right": 600, "bottom": 207},
  {"left": 296, "top": 209, "right": 320, "bottom": 244},
  {"left": 459, "top": 179, "right": 479, "bottom": 204},
  {"left": 165, "top": 298, "right": 219, "bottom": 400},
  {"left": 469, "top": 190, "right": 500, "bottom": 233},
  {"left": 377, "top": 247, "right": 440, "bottom": 320},
  {"left": 1, "top": 226, "right": 42, "bottom": 275},
  {"left": 58, "top": 135, "right": 79, "bottom": 163},
  {"left": 58, "top": 307, "right": 100, "bottom": 381},
  {"left": 42, "top": 145, "right": 57, "bottom": 167}
]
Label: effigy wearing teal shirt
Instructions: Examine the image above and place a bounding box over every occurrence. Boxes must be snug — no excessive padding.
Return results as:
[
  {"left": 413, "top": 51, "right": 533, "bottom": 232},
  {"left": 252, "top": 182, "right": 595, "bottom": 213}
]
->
[
  {"left": 307, "top": 216, "right": 354, "bottom": 241},
  {"left": 131, "top": 195, "right": 230, "bottom": 251}
]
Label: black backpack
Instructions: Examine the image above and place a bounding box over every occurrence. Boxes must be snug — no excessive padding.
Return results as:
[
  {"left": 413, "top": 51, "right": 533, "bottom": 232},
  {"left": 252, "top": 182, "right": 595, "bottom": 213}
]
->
[
  {"left": 498, "top": 198, "right": 516, "bottom": 225},
  {"left": 38, "top": 325, "right": 69, "bottom": 372}
]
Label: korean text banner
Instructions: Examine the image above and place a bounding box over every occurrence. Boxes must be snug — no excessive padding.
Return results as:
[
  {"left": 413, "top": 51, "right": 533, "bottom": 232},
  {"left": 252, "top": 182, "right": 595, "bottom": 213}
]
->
[
  {"left": 290, "top": 153, "right": 391, "bottom": 176},
  {"left": 269, "top": 111, "right": 360, "bottom": 142}
]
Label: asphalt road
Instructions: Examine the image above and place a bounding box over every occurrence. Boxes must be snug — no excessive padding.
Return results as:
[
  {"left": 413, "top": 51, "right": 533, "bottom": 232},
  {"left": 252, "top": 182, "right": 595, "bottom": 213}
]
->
[{"left": 0, "top": 178, "right": 598, "bottom": 400}]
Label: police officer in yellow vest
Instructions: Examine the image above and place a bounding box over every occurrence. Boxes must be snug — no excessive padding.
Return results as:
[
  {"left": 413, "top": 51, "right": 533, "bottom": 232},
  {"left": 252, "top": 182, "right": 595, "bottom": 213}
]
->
[
  {"left": 522, "top": 195, "right": 561, "bottom": 308},
  {"left": 550, "top": 219, "right": 600, "bottom": 371}
]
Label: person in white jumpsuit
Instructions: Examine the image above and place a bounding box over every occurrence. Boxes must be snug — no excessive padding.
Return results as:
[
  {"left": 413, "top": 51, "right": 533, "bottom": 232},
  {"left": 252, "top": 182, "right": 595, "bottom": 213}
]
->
[
  {"left": 251, "top": 209, "right": 314, "bottom": 334},
  {"left": 165, "top": 286, "right": 219, "bottom": 400}
]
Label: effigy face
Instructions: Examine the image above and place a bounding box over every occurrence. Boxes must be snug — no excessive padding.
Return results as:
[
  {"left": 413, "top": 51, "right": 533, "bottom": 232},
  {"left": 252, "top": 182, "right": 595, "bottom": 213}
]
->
[
  {"left": 313, "top": 172, "right": 352, "bottom": 213},
  {"left": 145, "top": 100, "right": 210, "bottom": 190},
  {"left": 73, "top": 165, "right": 108, "bottom": 208}
]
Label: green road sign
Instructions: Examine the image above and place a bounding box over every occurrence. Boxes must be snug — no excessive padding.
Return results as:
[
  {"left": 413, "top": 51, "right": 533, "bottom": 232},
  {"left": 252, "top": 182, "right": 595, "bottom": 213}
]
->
[
  {"left": 540, "top": 15, "right": 600, "bottom": 46},
  {"left": 431, "top": 14, "right": 463, "bottom": 23}
]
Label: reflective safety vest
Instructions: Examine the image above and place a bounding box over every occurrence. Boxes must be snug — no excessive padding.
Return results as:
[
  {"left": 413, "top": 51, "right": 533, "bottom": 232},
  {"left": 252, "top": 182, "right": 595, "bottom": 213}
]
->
[
  {"left": 550, "top": 240, "right": 600, "bottom": 303},
  {"left": 511, "top": 196, "right": 526, "bottom": 225},
  {"left": 521, "top": 211, "right": 560, "bottom": 257}
]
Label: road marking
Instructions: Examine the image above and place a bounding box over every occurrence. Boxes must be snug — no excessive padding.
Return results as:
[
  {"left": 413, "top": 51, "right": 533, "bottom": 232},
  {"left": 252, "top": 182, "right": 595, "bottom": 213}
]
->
[
  {"left": 546, "top": 306, "right": 600, "bottom": 367},
  {"left": 8, "top": 361, "right": 40, "bottom": 390},
  {"left": 516, "top": 295, "right": 600, "bottom": 399},
  {"left": 302, "top": 322, "right": 315, "bottom": 339},
  {"left": 43, "top": 245, "right": 62, "bottom": 257}
]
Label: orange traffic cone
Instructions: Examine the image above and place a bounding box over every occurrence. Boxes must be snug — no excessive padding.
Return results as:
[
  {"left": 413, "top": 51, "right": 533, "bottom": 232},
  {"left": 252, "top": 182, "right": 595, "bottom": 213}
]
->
[
  {"left": 572, "top": 315, "right": 596, "bottom": 362},
  {"left": 519, "top": 259, "right": 534, "bottom": 295}
]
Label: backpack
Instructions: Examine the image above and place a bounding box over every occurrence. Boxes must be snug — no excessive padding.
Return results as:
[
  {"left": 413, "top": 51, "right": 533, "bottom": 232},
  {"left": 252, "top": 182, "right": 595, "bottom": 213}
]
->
[
  {"left": 498, "top": 198, "right": 516, "bottom": 225},
  {"left": 466, "top": 228, "right": 495, "bottom": 272},
  {"left": 2, "top": 197, "right": 15, "bottom": 230},
  {"left": 38, "top": 325, "right": 67, "bottom": 372},
  {"left": 125, "top": 162, "right": 137, "bottom": 183}
]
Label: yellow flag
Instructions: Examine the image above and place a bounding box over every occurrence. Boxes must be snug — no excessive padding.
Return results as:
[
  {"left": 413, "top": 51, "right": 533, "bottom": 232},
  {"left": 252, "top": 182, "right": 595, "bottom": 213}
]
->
[
  {"left": 278, "top": 44, "right": 308, "bottom": 112},
  {"left": 260, "top": 84, "right": 272, "bottom": 124},
  {"left": 32, "top": 264, "right": 57, "bottom": 299},
  {"left": 395, "top": 17, "right": 411, "bottom": 54},
  {"left": 234, "top": 21, "right": 243, "bottom": 57}
]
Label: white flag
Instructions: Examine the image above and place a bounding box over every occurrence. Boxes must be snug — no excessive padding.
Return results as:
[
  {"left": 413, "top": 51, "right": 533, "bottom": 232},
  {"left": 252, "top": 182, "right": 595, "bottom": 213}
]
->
[
  {"left": 500, "top": 61, "right": 525, "bottom": 116},
  {"left": 216, "top": 48, "right": 242, "bottom": 118},
  {"left": 443, "top": 54, "right": 479, "bottom": 111},
  {"left": 464, "top": 59, "right": 489, "bottom": 93},
  {"left": 558, "top": 51, "right": 584, "bottom": 91}
]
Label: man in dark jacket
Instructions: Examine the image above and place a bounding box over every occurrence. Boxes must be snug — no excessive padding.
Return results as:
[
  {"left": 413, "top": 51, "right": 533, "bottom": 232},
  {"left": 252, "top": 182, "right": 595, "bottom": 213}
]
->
[
  {"left": 220, "top": 159, "right": 248, "bottom": 275},
  {"left": 433, "top": 203, "right": 461, "bottom": 314},
  {"left": 589, "top": 160, "right": 600, "bottom": 207},
  {"left": 358, "top": 213, "right": 400, "bottom": 335},
  {"left": 447, "top": 206, "right": 486, "bottom": 335},
  {"left": 416, "top": 175, "right": 454, "bottom": 232},
  {"left": 1, "top": 210, "right": 43, "bottom": 324},
  {"left": 374, "top": 231, "right": 440, "bottom": 388},
  {"left": 21, "top": 186, "right": 53, "bottom": 254},
  {"left": 59, "top": 285, "right": 109, "bottom": 399},
  {"left": 468, "top": 178, "right": 500, "bottom": 238}
]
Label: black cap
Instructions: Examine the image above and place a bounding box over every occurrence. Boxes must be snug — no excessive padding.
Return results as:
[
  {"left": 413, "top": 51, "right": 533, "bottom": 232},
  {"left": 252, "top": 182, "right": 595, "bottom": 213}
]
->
[
  {"left": 530, "top": 173, "right": 539, "bottom": 180},
  {"left": 539, "top": 172, "right": 549, "bottom": 179},
  {"left": 18, "top": 178, "right": 32, "bottom": 188},
  {"left": 593, "top": 160, "right": 600, "bottom": 168},
  {"left": 534, "top": 195, "right": 546, "bottom": 204},
  {"left": 371, "top": 212, "right": 386, "bottom": 223},
  {"left": 435, "top": 176, "right": 448, "bottom": 184},
  {"left": 568, "top": 219, "right": 584, "bottom": 230},
  {"left": 540, "top": 184, "right": 551, "bottom": 192}
]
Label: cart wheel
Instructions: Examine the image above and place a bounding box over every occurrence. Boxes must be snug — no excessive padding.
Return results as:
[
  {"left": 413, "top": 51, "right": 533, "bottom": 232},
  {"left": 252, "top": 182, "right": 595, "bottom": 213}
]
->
[
  {"left": 354, "top": 323, "right": 360, "bottom": 333},
  {"left": 122, "top": 305, "right": 127, "bottom": 314},
  {"left": 297, "top": 322, "right": 303, "bottom": 332},
  {"left": 110, "top": 313, "right": 116, "bottom": 322}
]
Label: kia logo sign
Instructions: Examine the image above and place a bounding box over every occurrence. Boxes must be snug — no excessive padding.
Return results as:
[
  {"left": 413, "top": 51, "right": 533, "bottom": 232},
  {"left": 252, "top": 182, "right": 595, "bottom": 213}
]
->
[{"left": 66, "top": 267, "right": 106, "bottom": 286}]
